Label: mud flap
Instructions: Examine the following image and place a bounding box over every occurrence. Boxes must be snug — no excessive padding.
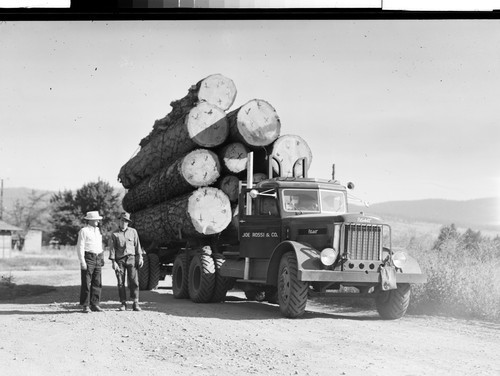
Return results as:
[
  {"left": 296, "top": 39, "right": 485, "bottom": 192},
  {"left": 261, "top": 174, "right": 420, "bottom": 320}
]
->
[{"left": 379, "top": 264, "right": 397, "bottom": 291}]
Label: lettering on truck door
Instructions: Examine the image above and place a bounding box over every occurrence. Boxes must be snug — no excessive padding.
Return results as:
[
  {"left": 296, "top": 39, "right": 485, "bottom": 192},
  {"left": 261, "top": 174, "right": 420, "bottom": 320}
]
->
[{"left": 239, "top": 195, "right": 281, "bottom": 258}]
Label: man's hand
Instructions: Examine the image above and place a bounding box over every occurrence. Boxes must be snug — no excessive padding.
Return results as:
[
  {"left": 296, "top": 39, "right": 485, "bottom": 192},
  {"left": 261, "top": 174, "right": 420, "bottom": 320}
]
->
[
  {"left": 111, "top": 261, "right": 117, "bottom": 270},
  {"left": 138, "top": 258, "right": 144, "bottom": 268},
  {"left": 81, "top": 262, "right": 87, "bottom": 271}
]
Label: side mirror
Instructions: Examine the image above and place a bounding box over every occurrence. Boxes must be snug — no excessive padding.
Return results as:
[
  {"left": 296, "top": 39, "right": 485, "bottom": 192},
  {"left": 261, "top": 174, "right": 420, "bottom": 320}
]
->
[{"left": 347, "top": 182, "right": 355, "bottom": 190}]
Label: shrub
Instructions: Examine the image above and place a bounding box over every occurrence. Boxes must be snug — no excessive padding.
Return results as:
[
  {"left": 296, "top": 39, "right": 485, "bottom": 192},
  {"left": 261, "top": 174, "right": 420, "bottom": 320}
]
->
[{"left": 407, "top": 228, "right": 500, "bottom": 322}]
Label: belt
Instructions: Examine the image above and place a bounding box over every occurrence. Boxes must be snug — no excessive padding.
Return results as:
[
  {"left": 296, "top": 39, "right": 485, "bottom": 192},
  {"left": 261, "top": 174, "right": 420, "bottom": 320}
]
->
[{"left": 84, "top": 251, "right": 103, "bottom": 256}]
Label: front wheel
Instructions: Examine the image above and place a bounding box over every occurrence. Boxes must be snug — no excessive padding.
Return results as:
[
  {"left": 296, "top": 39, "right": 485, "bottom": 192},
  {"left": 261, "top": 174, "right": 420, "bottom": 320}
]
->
[
  {"left": 375, "top": 283, "right": 411, "bottom": 320},
  {"left": 277, "top": 252, "right": 308, "bottom": 318}
]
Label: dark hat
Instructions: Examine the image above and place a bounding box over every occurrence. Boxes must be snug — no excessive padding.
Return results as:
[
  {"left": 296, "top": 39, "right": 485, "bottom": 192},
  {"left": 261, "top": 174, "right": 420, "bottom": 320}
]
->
[{"left": 120, "top": 212, "right": 132, "bottom": 222}]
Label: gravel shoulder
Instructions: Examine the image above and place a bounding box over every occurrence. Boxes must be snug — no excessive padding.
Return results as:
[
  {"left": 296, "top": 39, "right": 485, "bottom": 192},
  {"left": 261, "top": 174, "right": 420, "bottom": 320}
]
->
[{"left": 1, "top": 266, "right": 499, "bottom": 376}]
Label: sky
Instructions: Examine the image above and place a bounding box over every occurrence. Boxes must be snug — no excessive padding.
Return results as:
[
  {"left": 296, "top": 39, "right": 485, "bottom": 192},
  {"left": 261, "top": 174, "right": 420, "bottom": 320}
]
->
[{"left": 0, "top": 20, "right": 499, "bottom": 204}]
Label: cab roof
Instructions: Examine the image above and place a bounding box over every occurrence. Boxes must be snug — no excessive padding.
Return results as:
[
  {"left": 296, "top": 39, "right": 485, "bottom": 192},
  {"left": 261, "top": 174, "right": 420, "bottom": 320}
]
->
[{"left": 256, "top": 177, "right": 347, "bottom": 191}]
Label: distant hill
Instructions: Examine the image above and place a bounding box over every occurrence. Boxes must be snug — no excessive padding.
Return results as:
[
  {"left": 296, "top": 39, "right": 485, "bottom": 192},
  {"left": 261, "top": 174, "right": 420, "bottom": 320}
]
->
[
  {"left": 1, "top": 187, "right": 125, "bottom": 213},
  {"left": 350, "top": 197, "right": 500, "bottom": 234}
]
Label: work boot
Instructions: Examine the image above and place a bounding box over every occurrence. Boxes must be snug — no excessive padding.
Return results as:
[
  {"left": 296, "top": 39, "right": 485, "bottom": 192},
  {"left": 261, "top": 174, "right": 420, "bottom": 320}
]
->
[
  {"left": 132, "top": 302, "right": 141, "bottom": 312},
  {"left": 82, "top": 305, "right": 90, "bottom": 313},
  {"left": 119, "top": 302, "right": 127, "bottom": 311},
  {"left": 90, "top": 305, "right": 103, "bottom": 312}
]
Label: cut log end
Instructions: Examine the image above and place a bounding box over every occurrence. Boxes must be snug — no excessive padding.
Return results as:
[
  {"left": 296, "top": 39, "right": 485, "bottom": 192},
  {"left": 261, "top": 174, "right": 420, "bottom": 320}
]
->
[
  {"left": 222, "top": 142, "right": 248, "bottom": 174},
  {"left": 271, "top": 134, "right": 313, "bottom": 177},
  {"left": 187, "top": 102, "right": 229, "bottom": 147},
  {"left": 237, "top": 99, "right": 281, "bottom": 147},
  {"left": 187, "top": 187, "right": 232, "bottom": 235},
  {"left": 198, "top": 74, "right": 237, "bottom": 111},
  {"left": 181, "top": 149, "right": 221, "bottom": 187},
  {"left": 219, "top": 175, "right": 240, "bottom": 202}
]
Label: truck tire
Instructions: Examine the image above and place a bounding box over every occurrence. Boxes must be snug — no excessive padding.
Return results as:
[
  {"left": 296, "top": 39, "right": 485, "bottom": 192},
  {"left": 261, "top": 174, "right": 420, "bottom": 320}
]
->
[
  {"left": 148, "top": 253, "right": 160, "bottom": 290},
  {"left": 211, "top": 254, "right": 229, "bottom": 303},
  {"left": 138, "top": 253, "right": 150, "bottom": 291},
  {"left": 375, "top": 283, "right": 411, "bottom": 320},
  {"left": 278, "top": 252, "right": 308, "bottom": 318},
  {"left": 265, "top": 286, "right": 278, "bottom": 304},
  {"left": 188, "top": 253, "right": 215, "bottom": 303},
  {"left": 172, "top": 253, "right": 189, "bottom": 299}
]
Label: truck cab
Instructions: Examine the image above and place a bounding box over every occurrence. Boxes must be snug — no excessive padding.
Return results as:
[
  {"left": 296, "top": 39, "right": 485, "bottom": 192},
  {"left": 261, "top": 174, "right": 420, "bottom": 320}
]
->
[{"left": 222, "top": 175, "right": 426, "bottom": 319}]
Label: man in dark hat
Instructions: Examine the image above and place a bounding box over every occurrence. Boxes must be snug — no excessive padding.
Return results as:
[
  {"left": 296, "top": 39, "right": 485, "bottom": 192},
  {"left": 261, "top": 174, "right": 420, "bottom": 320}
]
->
[
  {"left": 110, "top": 212, "right": 144, "bottom": 311},
  {"left": 77, "top": 211, "right": 105, "bottom": 313}
]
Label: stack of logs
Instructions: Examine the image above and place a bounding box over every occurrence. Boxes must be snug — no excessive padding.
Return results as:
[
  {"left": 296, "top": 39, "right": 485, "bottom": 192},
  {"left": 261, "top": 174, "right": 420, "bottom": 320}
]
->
[{"left": 118, "top": 73, "right": 312, "bottom": 249}]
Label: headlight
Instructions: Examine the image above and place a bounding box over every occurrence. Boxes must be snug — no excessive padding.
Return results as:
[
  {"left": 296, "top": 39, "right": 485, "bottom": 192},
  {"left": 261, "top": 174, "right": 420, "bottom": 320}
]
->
[
  {"left": 392, "top": 251, "right": 407, "bottom": 268},
  {"left": 320, "top": 247, "right": 339, "bottom": 266}
]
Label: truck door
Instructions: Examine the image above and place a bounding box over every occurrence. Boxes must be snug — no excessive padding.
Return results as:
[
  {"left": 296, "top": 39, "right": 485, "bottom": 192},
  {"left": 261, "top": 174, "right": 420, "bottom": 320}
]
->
[{"left": 239, "top": 193, "right": 281, "bottom": 258}]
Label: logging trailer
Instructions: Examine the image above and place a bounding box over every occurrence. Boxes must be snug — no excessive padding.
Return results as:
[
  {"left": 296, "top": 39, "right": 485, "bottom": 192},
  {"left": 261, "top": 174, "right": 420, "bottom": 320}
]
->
[{"left": 141, "top": 153, "right": 427, "bottom": 319}]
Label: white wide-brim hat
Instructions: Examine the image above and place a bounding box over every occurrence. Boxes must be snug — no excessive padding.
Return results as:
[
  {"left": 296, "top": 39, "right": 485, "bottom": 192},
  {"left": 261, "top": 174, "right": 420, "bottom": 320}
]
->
[{"left": 84, "top": 211, "right": 103, "bottom": 220}]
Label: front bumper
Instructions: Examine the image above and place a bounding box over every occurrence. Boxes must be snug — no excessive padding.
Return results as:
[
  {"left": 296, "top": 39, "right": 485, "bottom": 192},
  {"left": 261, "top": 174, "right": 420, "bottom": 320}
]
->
[{"left": 299, "top": 269, "right": 427, "bottom": 284}]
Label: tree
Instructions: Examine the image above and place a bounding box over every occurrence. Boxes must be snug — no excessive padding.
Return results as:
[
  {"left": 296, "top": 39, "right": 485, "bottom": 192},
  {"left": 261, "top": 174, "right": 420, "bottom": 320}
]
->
[
  {"left": 50, "top": 180, "right": 122, "bottom": 246},
  {"left": 6, "top": 190, "right": 52, "bottom": 244},
  {"left": 433, "top": 223, "right": 459, "bottom": 251}
]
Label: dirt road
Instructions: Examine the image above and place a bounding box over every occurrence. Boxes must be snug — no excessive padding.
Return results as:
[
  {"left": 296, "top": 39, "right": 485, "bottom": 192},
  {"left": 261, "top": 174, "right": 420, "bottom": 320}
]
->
[{"left": 1, "top": 266, "right": 499, "bottom": 376}]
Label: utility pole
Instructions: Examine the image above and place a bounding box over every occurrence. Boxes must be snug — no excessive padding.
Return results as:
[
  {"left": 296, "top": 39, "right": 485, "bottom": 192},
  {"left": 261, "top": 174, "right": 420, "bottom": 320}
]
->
[{"left": 0, "top": 178, "right": 3, "bottom": 220}]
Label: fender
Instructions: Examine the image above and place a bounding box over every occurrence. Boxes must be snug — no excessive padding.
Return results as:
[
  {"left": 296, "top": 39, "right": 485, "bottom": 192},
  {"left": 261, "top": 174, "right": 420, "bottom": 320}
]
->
[
  {"left": 267, "top": 241, "right": 321, "bottom": 285},
  {"left": 399, "top": 254, "right": 424, "bottom": 275}
]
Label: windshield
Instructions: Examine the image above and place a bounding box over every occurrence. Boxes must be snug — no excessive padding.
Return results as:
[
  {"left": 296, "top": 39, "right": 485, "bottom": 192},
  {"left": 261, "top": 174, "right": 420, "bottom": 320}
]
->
[{"left": 282, "top": 189, "right": 346, "bottom": 214}]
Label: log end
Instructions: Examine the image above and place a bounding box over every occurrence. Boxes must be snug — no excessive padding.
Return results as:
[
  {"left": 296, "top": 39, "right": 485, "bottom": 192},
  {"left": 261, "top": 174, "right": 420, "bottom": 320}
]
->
[
  {"left": 272, "top": 134, "right": 313, "bottom": 177},
  {"left": 222, "top": 142, "right": 249, "bottom": 174},
  {"left": 180, "top": 149, "right": 221, "bottom": 187},
  {"left": 218, "top": 175, "right": 240, "bottom": 202},
  {"left": 187, "top": 187, "right": 232, "bottom": 235},
  {"left": 236, "top": 99, "right": 281, "bottom": 147},
  {"left": 187, "top": 102, "right": 229, "bottom": 148},
  {"left": 198, "top": 74, "right": 237, "bottom": 111}
]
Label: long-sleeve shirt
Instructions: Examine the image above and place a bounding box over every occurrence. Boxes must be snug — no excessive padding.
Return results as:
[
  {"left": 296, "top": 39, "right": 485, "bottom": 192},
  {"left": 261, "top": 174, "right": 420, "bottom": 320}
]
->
[
  {"left": 109, "top": 227, "right": 142, "bottom": 261},
  {"left": 76, "top": 225, "right": 103, "bottom": 264}
]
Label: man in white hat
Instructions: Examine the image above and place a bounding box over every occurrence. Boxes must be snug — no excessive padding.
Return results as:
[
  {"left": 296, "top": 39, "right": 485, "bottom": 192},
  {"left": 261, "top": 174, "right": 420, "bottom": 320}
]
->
[
  {"left": 77, "top": 211, "right": 105, "bottom": 313},
  {"left": 110, "top": 212, "right": 144, "bottom": 311}
]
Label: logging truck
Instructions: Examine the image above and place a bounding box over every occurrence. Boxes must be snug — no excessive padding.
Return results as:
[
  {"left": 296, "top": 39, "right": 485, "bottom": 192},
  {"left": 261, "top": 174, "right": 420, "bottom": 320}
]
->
[{"left": 140, "top": 153, "right": 426, "bottom": 319}]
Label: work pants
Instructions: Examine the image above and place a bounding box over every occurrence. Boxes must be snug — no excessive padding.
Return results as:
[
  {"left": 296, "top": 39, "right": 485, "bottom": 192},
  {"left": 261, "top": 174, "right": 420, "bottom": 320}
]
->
[
  {"left": 115, "top": 255, "right": 139, "bottom": 303},
  {"left": 80, "top": 252, "right": 103, "bottom": 306}
]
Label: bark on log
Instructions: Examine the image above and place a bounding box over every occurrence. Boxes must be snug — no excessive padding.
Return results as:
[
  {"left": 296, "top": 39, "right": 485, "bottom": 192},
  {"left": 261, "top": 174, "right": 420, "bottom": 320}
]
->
[
  {"left": 228, "top": 99, "right": 281, "bottom": 147},
  {"left": 218, "top": 142, "right": 249, "bottom": 174},
  {"left": 131, "top": 187, "right": 232, "bottom": 246},
  {"left": 140, "top": 74, "right": 237, "bottom": 147},
  {"left": 118, "top": 102, "right": 228, "bottom": 188},
  {"left": 122, "top": 149, "right": 221, "bottom": 213}
]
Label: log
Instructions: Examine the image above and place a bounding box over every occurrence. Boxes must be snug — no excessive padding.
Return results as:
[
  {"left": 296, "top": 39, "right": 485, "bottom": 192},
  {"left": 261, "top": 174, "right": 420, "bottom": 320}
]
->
[
  {"left": 218, "top": 175, "right": 240, "bottom": 202},
  {"left": 118, "top": 102, "right": 228, "bottom": 188},
  {"left": 131, "top": 187, "right": 232, "bottom": 246},
  {"left": 172, "top": 73, "right": 237, "bottom": 112},
  {"left": 269, "top": 134, "right": 312, "bottom": 178},
  {"left": 218, "top": 142, "right": 249, "bottom": 174},
  {"left": 228, "top": 99, "right": 281, "bottom": 147},
  {"left": 140, "top": 74, "right": 237, "bottom": 147},
  {"left": 122, "top": 149, "right": 221, "bottom": 213}
]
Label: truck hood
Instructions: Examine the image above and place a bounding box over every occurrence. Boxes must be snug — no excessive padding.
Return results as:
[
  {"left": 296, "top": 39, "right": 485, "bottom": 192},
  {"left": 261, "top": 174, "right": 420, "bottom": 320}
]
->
[{"left": 285, "top": 212, "right": 384, "bottom": 225}]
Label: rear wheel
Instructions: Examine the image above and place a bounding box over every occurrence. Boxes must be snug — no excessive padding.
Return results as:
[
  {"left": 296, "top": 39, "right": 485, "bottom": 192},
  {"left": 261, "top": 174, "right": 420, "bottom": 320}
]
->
[
  {"left": 277, "top": 252, "right": 308, "bottom": 318},
  {"left": 188, "top": 253, "right": 215, "bottom": 303},
  {"left": 211, "top": 254, "right": 230, "bottom": 303},
  {"left": 172, "top": 253, "right": 189, "bottom": 299},
  {"left": 148, "top": 253, "right": 160, "bottom": 290},
  {"left": 138, "top": 253, "right": 149, "bottom": 291},
  {"left": 375, "top": 283, "right": 411, "bottom": 320}
]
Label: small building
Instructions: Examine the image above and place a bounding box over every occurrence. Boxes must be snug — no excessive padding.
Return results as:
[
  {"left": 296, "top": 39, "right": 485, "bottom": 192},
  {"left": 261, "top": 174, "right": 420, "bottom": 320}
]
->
[{"left": 0, "top": 220, "right": 22, "bottom": 257}]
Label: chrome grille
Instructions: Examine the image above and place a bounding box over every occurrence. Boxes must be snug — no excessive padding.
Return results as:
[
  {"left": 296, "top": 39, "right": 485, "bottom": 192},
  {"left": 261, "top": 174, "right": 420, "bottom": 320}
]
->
[{"left": 344, "top": 224, "right": 382, "bottom": 260}]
